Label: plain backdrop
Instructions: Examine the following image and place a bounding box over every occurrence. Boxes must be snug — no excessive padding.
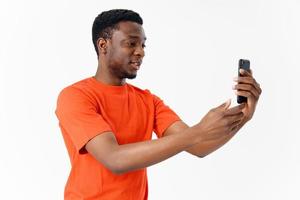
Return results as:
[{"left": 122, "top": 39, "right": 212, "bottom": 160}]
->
[{"left": 1, "top": 0, "right": 299, "bottom": 199}]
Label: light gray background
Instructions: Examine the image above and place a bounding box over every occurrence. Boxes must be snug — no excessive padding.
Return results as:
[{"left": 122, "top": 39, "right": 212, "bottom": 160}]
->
[{"left": 0, "top": 0, "right": 299, "bottom": 199}]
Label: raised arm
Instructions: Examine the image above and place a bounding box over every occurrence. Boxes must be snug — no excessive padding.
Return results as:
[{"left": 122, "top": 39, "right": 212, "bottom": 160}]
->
[
  {"left": 85, "top": 128, "right": 199, "bottom": 174},
  {"left": 86, "top": 100, "right": 245, "bottom": 174}
]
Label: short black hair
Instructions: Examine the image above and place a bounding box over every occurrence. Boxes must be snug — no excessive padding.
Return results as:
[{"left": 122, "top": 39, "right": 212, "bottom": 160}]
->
[{"left": 92, "top": 9, "right": 143, "bottom": 56}]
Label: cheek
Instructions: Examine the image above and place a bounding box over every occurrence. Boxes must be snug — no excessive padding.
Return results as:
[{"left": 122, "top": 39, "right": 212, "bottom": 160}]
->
[
  {"left": 109, "top": 48, "right": 130, "bottom": 63},
  {"left": 107, "top": 54, "right": 130, "bottom": 72}
]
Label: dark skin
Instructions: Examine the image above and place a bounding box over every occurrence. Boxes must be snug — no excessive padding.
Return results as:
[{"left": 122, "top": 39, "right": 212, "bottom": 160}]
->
[
  {"left": 94, "top": 21, "right": 146, "bottom": 86},
  {"left": 86, "top": 21, "right": 262, "bottom": 174}
]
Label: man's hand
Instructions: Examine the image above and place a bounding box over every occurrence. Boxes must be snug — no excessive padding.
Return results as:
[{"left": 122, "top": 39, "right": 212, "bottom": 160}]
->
[
  {"left": 164, "top": 100, "right": 245, "bottom": 144},
  {"left": 164, "top": 69, "right": 262, "bottom": 157},
  {"left": 191, "top": 100, "right": 245, "bottom": 143},
  {"left": 233, "top": 69, "right": 262, "bottom": 122},
  {"left": 163, "top": 100, "right": 245, "bottom": 157}
]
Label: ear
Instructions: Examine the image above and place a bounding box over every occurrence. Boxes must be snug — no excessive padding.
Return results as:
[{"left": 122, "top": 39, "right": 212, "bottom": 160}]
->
[{"left": 97, "top": 38, "right": 108, "bottom": 54}]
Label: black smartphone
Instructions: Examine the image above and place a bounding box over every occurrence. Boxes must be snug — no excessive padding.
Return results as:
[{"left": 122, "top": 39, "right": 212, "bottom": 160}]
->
[{"left": 237, "top": 59, "right": 250, "bottom": 104}]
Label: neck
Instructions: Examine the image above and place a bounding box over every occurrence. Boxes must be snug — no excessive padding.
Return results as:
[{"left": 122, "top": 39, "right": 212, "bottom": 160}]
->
[{"left": 94, "top": 63, "right": 126, "bottom": 86}]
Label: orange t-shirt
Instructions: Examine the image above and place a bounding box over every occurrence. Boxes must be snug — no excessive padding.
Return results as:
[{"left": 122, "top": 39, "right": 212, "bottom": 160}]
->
[{"left": 55, "top": 77, "right": 181, "bottom": 200}]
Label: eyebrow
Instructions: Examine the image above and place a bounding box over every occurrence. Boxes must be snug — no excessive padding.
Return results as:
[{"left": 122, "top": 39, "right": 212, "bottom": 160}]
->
[{"left": 126, "top": 35, "right": 147, "bottom": 41}]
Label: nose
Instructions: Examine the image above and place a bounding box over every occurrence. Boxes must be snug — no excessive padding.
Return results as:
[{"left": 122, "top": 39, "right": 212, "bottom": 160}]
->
[{"left": 134, "top": 45, "right": 145, "bottom": 58}]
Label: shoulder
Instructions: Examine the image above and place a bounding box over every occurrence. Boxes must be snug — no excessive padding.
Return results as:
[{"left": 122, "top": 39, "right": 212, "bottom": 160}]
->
[
  {"left": 57, "top": 78, "right": 95, "bottom": 104},
  {"left": 56, "top": 80, "right": 98, "bottom": 118}
]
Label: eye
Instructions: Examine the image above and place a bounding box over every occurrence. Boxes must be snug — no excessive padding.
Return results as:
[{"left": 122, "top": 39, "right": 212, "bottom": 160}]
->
[
  {"left": 142, "top": 44, "right": 146, "bottom": 48},
  {"left": 127, "top": 41, "right": 136, "bottom": 47}
]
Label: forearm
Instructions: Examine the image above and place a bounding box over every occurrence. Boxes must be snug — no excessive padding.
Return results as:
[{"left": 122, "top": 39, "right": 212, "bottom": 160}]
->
[{"left": 110, "top": 128, "right": 199, "bottom": 174}]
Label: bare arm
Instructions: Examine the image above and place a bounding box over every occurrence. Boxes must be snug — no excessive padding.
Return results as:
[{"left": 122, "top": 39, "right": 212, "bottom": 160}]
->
[
  {"left": 86, "top": 100, "right": 244, "bottom": 174},
  {"left": 85, "top": 128, "right": 200, "bottom": 175}
]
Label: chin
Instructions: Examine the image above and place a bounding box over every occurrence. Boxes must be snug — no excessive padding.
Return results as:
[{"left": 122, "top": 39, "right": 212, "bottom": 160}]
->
[{"left": 126, "top": 74, "right": 137, "bottom": 79}]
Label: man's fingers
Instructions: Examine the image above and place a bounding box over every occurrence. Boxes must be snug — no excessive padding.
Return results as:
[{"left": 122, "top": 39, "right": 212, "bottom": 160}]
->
[
  {"left": 233, "top": 84, "right": 260, "bottom": 99},
  {"left": 239, "top": 69, "right": 252, "bottom": 77},
  {"left": 215, "top": 99, "right": 231, "bottom": 110},
  {"left": 235, "top": 90, "right": 254, "bottom": 100},
  {"left": 226, "top": 112, "right": 244, "bottom": 123},
  {"left": 224, "top": 103, "right": 245, "bottom": 116},
  {"left": 234, "top": 76, "right": 262, "bottom": 95},
  {"left": 224, "top": 99, "right": 231, "bottom": 110},
  {"left": 230, "top": 119, "right": 242, "bottom": 132},
  {"left": 236, "top": 69, "right": 262, "bottom": 95},
  {"left": 234, "top": 76, "right": 255, "bottom": 84},
  {"left": 249, "top": 69, "right": 253, "bottom": 75}
]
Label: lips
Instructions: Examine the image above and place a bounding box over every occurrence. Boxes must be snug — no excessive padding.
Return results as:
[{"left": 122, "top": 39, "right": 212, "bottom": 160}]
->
[{"left": 129, "top": 61, "right": 142, "bottom": 70}]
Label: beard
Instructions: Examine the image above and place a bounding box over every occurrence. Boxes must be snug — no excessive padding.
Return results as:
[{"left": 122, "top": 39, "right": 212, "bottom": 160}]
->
[
  {"left": 119, "top": 70, "right": 137, "bottom": 79},
  {"left": 109, "top": 63, "right": 137, "bottom": 80},
  {"left": 124, "top": 73, "right": 137, "bottom": 79}
]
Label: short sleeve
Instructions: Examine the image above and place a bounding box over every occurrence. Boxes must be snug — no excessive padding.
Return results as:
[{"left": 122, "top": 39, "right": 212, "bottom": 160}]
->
[
  {"left": 55, "top": 87, "right": 112, "bottom": 153},
  {"left": 152, "top": 94, "right": 181, "bottom": 138}
]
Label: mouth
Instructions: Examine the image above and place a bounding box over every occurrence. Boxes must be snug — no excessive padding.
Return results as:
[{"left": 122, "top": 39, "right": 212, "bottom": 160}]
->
[{"left": 129, "top": 60, "right": 142, "bottom": 71}]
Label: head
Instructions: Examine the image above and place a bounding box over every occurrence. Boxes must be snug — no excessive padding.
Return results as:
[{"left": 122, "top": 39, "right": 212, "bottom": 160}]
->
[{"left": 92, "top": 9, "right": 146, "bottom": 80}]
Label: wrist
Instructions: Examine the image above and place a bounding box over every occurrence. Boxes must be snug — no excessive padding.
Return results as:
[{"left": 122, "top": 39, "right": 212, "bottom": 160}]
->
[{"left": 186, "top": 124, "right": 204, "bottom": 145}]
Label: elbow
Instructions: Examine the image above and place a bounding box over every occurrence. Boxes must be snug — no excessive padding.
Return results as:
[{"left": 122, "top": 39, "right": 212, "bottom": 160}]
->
[
  {"left": 109, "top": 165, "right": 126, "bottom": 175},
  {"left": 110, "top": 168, "right": 124, "bottom": 175},
  {"left": 89, "top": 149, "right": 127, "bottom": 175},
  {"left": 104, "top": 157, "right": 128, "bottom": 175},
  {"left": 108, "top": 159, "right": 139, "bottom": 175},
  {"left": 113, "top": 169, "right": 130, "bottom": 175},
  {"left": 196, "top": 153, "right": 209, "bottom": 158}
]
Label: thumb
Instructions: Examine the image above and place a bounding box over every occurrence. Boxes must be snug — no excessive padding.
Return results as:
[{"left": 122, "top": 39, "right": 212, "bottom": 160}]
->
[{"left": 217, "top": 99, "right": 231, "bottom": 110}]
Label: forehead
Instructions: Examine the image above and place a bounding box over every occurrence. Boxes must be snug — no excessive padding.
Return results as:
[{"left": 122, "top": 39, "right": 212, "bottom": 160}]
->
[{"left": 112, "top": 21, "right": 146, "bottom": 41}]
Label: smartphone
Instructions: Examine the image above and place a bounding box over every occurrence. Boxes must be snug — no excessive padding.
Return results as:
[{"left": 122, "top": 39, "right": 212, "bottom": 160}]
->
[{"left": 237, "top": 59, "right": 250, "bottom": 104}]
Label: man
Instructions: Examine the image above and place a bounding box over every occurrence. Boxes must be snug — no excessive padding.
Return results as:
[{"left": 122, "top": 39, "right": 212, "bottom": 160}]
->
[{"left": 55, "top": 9, "right": 262, "bottom": 200}]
